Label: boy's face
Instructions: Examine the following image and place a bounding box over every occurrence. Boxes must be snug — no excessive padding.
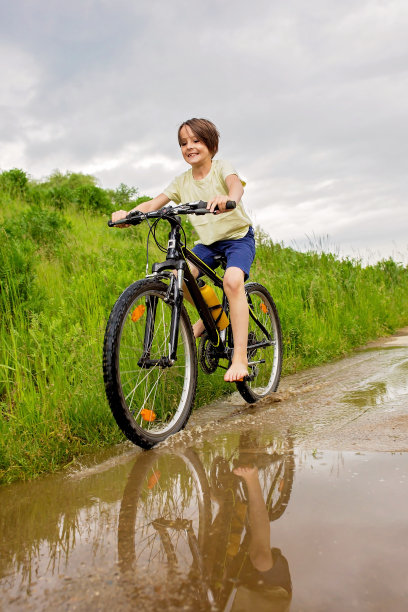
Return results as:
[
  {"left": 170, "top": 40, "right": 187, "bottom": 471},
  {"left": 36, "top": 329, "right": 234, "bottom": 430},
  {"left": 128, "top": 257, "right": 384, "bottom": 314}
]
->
[{"left": 179, "top": 125, "right": 212, "bottom": 167}]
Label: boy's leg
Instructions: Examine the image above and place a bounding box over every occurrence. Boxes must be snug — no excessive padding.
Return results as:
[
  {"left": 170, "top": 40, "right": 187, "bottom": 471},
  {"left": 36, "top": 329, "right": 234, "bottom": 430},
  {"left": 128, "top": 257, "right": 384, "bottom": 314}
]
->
[
  {"left": 223, "top": 266, "right": 249, "bottom": 382},
  {"left": 181, "top": 261, "right": 205, "bottom": 338},
  {"left": 186, "top": 244, "right": 218, "bottom": 339},
  {"left": 232, "top": 466, "right": 273, "bottom": 571}
]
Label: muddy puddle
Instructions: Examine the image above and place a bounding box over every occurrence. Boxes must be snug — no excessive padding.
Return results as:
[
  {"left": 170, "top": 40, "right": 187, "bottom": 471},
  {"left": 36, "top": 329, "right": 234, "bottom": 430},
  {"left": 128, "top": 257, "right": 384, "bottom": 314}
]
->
[
  {"left": 1, "top": 329, "right": 408, "bottom": 611},
  {"left": 1, "top": 438, "right": 407, "bottom": 611}
]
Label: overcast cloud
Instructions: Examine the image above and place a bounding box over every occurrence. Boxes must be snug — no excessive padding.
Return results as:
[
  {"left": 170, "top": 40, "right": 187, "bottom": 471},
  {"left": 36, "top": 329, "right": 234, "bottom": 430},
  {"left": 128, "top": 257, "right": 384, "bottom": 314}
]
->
[{"left": 1, "top": 0, "right": 407, "bottom": 262}]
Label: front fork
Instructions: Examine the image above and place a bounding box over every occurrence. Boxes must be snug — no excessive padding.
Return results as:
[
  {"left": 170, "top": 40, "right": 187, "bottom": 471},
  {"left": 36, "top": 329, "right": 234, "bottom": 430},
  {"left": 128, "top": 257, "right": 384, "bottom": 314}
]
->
[
  {"left": 168, "top": 266, "right": 184, "bottom": 361},
  {"left": 139, "top": 265, "right": 185, "bottom": 367}
]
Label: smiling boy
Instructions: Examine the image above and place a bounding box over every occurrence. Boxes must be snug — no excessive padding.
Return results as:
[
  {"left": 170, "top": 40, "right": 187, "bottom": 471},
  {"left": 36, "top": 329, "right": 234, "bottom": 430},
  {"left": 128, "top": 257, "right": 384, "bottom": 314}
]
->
[{"left": 111, "top": 118, "right": 255, "bottom": 382}]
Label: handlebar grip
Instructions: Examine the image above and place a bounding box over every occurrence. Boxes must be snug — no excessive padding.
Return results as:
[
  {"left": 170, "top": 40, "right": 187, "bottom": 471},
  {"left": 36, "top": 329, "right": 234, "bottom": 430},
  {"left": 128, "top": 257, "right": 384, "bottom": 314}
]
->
[
  {"left": 108, "top": 211, "right": 144, "bottom": 227},
  {"left": 193, "top": 200, "right": 236, "bottom": 212},
  {"left": 108, "top": 218, "right": 129, "bottom": 227}
]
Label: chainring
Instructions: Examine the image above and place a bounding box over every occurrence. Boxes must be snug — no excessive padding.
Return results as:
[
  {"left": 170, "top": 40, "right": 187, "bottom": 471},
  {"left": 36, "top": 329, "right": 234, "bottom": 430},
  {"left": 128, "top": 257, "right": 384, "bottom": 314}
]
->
[
  {"left": 247, "top": 331, "right": 258, "bottom": 360},
  {"left": 198, "top": 332, "right": 219, "bottom": 374}
]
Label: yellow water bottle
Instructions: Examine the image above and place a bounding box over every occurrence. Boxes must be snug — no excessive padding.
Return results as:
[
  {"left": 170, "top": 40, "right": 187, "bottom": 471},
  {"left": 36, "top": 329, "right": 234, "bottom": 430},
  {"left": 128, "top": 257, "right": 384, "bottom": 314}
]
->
[{"left": 199, "top": 283, "right": 229, "bottom": 330}]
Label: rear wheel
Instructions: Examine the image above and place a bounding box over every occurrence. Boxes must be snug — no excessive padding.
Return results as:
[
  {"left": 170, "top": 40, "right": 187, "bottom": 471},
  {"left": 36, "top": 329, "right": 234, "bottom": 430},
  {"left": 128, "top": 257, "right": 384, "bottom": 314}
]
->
[
  {"left": 265, "top": 449, "right": 295, "bottom": 521},
  {"left": 103, "top": 279, "right": 197, "bottom": 448},
  {"left": 236, "top": 283, "right": 282, "bottom": 403}
]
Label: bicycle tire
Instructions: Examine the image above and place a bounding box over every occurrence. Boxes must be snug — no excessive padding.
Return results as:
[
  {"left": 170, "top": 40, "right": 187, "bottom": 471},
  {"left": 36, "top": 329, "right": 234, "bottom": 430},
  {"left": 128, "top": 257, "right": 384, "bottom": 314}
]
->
[
  {"left": 235, "top": 282, "right": 283, "bottom": 403},
  {"left": 103, "top": 278, "right": 198, "bottom": 448},
  {"left": 266, "top": 450, "right": 295, "bottom": 521}
]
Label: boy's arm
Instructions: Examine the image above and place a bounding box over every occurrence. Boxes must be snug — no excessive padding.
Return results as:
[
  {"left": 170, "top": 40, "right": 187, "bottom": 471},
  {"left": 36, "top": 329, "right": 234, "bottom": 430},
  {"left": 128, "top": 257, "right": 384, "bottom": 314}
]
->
[
  {"left": 111, "top": 193, "right": 170, "bottom": 225},
  {"left": 208, "top": 174, "right": 244, "bottom": 214}
]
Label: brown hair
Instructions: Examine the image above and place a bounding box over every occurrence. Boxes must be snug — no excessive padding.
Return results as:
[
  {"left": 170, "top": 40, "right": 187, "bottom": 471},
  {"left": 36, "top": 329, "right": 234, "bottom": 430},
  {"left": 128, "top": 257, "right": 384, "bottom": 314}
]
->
[{"left": 177, "top": 118, "right": 220, "bottom": 158}]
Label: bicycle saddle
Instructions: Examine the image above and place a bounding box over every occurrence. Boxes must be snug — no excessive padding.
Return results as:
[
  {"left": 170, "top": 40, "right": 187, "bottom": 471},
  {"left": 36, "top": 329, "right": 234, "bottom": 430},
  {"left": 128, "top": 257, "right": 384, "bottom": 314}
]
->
[{"left": 213, "top": 254, "right": 227, "bottom": 270}]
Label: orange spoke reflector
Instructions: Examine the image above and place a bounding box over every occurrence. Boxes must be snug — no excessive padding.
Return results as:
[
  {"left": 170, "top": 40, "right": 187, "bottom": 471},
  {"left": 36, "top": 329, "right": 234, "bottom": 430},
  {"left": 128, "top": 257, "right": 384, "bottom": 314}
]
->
[
  {"left": 260, "top": 303, "right": 268, "bottom": 313},
  {"left": 131, "top": 304, "right": 146, "bottom": 321},
  {"left": 141, "top": 408, "right": 157, "bottom": 422},
  {"left": 147, "top": 470, "right": 161, "bottom": 489}
]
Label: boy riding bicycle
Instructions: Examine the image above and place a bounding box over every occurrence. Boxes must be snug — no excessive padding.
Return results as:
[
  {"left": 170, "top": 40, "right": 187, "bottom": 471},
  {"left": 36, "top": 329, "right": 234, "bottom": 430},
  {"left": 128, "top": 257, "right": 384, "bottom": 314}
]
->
[{"left": 111, "top": 118, "right": 255, "bottom": 383}]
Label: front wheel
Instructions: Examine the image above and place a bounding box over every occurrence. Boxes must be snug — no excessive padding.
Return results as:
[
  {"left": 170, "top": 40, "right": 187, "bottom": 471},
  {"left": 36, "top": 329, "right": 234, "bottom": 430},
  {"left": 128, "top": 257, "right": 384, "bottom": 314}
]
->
[
  {"left": 103, "top": 279, "right": 198, "bottom": 448},
  {"left": 236, "top": 282, "right": 282, "bottom": 403},
  {"left": 118, "top": 449, "right": 211, "bottom": 578}
]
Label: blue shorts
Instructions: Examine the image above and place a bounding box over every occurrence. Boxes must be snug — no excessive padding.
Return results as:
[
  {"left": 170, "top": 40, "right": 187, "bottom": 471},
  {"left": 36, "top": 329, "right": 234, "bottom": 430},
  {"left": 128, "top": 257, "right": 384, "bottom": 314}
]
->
[{"left": 192, "top": 226, "right": 255, "bottom": 281}]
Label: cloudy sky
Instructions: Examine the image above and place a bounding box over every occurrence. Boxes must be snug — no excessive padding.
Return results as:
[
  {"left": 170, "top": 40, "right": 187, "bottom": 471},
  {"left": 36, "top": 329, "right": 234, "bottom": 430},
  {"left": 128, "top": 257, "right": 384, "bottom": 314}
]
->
[{"left": 1, "top": 0, "right": 407, "bottom": 262}]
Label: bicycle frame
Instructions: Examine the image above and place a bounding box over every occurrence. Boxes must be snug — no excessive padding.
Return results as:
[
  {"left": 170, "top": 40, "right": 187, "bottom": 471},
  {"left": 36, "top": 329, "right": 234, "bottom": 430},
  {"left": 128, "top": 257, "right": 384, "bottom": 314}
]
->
[
  {"left": 145, "top": 213, "right": 273, "bottom": 366},
  {"left": 145, "top": 214, "right": 228, "bottom": 359}
]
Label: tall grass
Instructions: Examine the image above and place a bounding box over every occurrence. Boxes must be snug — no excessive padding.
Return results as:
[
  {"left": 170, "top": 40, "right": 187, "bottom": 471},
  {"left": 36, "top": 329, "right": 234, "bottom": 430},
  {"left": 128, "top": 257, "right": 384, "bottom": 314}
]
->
[
  {"left": 255, "top": 233, "right": 408, "bottom": 371},
  {"left": 1, "top": 170, "right": 408, "bottom": 484}
]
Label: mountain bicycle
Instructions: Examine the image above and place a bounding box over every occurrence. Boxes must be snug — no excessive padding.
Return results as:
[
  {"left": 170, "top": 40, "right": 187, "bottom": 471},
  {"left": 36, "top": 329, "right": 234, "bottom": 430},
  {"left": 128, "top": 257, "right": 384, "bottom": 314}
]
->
[{"left": 103, "top": 201, "right": 283, "bottom": 448}]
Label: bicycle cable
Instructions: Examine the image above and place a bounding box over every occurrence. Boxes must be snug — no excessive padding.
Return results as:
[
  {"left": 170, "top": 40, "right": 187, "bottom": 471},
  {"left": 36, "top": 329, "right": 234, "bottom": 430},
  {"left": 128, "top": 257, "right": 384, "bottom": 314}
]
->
[{"left": 144, "top": 208, "right": 188, "bottom": 276}]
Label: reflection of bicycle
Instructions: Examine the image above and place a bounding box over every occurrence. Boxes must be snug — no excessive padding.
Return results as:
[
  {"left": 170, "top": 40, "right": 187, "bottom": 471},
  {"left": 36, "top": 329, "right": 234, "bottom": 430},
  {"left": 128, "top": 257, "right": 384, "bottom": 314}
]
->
[
  {"left": 117, "top": 432, "right": 294, "bottom": 609},
  {"left": 103, "top": 201, "right": 283, "bottom": 448},
  {"left": 117, "top": 448, "right": 211, "bottom": 583}
]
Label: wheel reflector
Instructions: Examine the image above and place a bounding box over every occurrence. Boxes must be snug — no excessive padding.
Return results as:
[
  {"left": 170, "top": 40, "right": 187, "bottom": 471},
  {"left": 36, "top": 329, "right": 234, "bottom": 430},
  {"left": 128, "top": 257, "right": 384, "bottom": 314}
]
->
[
  {"left": 131, "top": 304, "right": 146, "bottom": 321},
  {"left": 147, "top": 470, "right": 161, "bottom": 489},
  {"left": 141, "top": 408, "right": 157, "bottom": 422}
]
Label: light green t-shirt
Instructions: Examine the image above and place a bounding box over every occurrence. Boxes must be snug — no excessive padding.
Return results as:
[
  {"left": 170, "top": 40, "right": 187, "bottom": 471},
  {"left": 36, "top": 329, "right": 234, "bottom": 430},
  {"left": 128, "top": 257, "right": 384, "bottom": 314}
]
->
[{"left": 163, "top": 159, "right": 252, "bottom": 246}]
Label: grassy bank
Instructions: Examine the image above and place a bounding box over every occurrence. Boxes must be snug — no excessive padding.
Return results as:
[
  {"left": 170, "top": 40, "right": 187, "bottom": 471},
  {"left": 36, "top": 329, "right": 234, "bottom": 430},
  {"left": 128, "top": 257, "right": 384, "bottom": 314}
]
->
[{"left": 1, "top": 169, "right": 408, "bottom": 484}]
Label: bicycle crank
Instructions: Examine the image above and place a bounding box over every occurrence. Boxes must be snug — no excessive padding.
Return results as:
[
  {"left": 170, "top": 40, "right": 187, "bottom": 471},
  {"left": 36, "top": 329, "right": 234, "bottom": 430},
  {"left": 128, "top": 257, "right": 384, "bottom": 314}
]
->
[{"left": 198, "top": 332, "right": 219, "bottom": 374}]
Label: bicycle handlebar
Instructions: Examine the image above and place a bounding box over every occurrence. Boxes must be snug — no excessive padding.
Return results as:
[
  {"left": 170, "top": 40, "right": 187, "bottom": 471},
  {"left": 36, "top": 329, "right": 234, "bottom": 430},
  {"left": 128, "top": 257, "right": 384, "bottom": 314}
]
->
[{"left": 107, "top": 200, "right": 236, "bottom": 227}]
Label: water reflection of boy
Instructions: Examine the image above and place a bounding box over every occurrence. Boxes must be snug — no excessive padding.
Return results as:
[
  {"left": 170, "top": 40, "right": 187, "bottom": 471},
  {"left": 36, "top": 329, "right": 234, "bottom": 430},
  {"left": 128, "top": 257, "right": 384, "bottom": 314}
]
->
[{"left": 230, "top": 466, "right": 292, "bottom": 612}]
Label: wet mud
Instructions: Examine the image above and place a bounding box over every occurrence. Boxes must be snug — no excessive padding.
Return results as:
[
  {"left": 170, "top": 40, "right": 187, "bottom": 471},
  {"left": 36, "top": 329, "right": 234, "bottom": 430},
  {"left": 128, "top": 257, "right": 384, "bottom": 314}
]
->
[{"left": 1, "top": 328, "right": 407, "bottom": 611}]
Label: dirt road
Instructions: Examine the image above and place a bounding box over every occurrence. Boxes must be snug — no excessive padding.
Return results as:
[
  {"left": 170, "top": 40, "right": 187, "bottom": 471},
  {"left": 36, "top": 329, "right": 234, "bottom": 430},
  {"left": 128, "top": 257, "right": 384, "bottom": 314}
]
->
[{"left": 183, "top": 325, "right": 408, "bottom": 452}]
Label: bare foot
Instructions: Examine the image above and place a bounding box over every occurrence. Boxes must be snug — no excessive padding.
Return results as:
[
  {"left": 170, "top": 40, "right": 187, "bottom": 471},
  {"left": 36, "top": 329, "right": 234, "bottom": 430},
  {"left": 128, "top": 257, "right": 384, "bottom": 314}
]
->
[
  {"left": 233, "top": 465, "right": 258, "bottom": 481},
  {"left": 192, "top": 319, "right": 205, "bottom": 339},
  {"left": 224, "top": 359, "right": 248, "bottom": 382}
]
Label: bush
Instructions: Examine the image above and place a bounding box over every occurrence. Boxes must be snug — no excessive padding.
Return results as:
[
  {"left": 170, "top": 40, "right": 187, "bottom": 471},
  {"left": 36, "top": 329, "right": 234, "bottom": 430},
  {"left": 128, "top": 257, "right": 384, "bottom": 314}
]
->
[
  {"left": 2, "top": 205, "right": 71, "bottom": 255},
  {"left": 112, "top": 183, "right": 139, "bottom": 208},
  {"left": 0, "top": 169, "right": 29, "bottom": 199},
  {"left": 45, "top": 170, "right": 98, "bottom": 191},
  {"left": 0, "top": 230, "right": 36, "bottom": 312},
  {"left": 75, "top": 184, "right": 113, "bottom": 214},
  {"left": 29, "top": 171, "right": 106, "bottom": 212},
  {"left": 46, "top": 185, "right": 74, "bottom": 210}
]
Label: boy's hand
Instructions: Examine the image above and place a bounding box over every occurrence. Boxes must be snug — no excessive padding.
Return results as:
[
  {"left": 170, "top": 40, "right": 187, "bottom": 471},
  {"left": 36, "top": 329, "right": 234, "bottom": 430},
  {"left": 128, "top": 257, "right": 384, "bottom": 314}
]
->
[
  {"left": 207, "top": 195, "right": 230, "bottom": 214},
  {"left": 111, "top": 209, "right": 130, "bottom": 227}
]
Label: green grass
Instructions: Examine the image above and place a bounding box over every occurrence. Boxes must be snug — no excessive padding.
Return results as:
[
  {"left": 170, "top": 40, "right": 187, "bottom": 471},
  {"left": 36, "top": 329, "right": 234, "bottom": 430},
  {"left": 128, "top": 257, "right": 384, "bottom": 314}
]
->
[{"left": 1, "top": 169, "right": 408, "bottom": 484}]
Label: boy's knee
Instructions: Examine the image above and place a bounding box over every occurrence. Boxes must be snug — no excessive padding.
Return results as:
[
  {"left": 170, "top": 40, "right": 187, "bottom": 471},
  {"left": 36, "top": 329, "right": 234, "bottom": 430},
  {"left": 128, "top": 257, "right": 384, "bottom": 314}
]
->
[{"left": 223, "top": 267, "right": 245, "bottom": 295}]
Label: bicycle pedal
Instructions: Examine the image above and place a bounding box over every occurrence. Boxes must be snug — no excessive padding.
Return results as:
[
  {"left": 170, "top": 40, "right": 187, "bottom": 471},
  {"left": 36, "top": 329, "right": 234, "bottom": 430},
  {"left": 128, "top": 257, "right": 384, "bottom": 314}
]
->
[
  {"left": 236, "top": 375, "right": 250, "bottom": 382},
  {"left": 241, "top": 373, "right": 256, "bottom": 382}
]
